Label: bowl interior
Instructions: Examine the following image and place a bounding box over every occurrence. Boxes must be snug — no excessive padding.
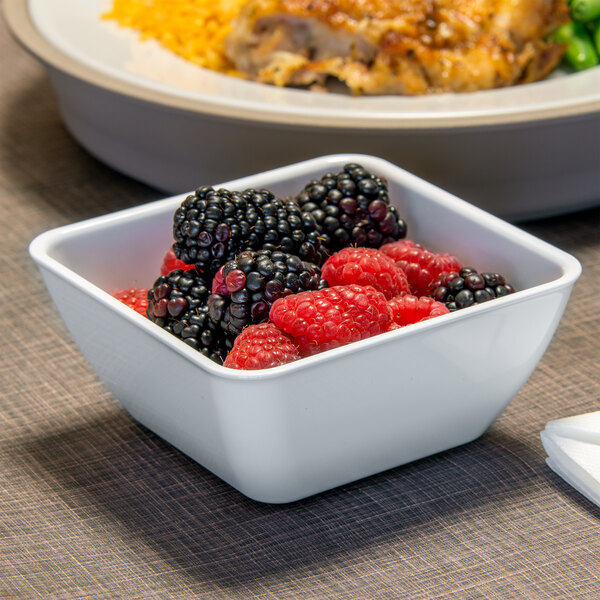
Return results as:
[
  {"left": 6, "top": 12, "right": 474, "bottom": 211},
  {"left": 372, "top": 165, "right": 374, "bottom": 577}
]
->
[
  {"left": 35, "top": 154, "right": 576, "bottom": 298},
  {"left": 28, "top": 154, "right": 582, "bottom": 502}
]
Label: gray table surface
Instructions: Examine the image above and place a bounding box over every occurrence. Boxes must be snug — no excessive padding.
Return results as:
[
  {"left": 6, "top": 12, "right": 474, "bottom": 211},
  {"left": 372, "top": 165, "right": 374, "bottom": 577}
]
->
[{"left": 2, "top": 9, "right": 600, "bottom": 599}]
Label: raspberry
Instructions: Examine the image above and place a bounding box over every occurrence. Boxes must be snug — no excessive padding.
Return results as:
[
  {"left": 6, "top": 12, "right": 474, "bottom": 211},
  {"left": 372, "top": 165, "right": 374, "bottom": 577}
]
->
[
  {"left": 160, "top": 246, "right": 195, "bottom": 276},
  {"left": 269, "top": 284, "right": 391, "bottom": 356},
  {"left": 223, "top": 323, "right": 300, "bottom": 370},
  {"left": 111, "top": 287, "right": 149, "bottom": 316},
  {"left": 379, "top": 239, "right": 462, "bottom": 297},
  {"left": 321, "top": 247, "right": 410, "bottom": 299},
  {"left": 388, "top": 294, "right": 449, "bottom": 327},
  {"left": 436, "top": 252, "right": 464, "bottom": 276}
]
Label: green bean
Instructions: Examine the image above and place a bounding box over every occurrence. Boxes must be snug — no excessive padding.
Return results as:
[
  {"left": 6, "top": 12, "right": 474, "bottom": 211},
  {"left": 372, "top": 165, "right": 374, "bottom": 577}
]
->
[
  {"left": 554, "top": 22, "right": 599, "bottom": 70},
  {"left": 570, "top": 0, "right": 600, "bottom": 22},
  {"left": 592, "top": 19, "right": 600, "bottom": 53}
]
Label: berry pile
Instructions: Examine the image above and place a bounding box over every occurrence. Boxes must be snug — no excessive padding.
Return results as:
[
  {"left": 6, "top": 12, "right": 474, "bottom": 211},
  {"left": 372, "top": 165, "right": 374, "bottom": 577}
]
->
[{"left": 111, "top": 163, "right": 517, "bottom": 369}]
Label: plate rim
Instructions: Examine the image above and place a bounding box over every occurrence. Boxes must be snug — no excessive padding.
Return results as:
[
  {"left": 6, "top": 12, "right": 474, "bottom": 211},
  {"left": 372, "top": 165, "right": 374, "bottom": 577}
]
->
[{"left": 5, "top": 0, "right": 600, "bottom": 130}]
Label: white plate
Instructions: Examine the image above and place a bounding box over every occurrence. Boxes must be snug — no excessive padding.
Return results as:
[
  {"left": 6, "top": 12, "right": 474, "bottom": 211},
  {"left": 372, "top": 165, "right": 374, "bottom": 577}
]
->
[
  {"left": 26, "top": 0, "right": 600, "bottom": 127},
  {"left": 5, "top": 0, "right": 600, "bottom": 219}
]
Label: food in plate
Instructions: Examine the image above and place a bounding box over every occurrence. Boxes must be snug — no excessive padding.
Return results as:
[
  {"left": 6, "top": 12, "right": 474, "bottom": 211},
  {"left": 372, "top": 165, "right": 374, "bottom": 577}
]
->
[
  {"left": 226, "top": 0, "right": 569, "bottom": 94},
  {"left": 103, "top": 0, "right": 246, "bottom": 74},
  {"left": 112, "top": 163, "right": 516, "bottom": 369},
  {"left": 103, "top": 0, "right": 597, "bottom": 94}
]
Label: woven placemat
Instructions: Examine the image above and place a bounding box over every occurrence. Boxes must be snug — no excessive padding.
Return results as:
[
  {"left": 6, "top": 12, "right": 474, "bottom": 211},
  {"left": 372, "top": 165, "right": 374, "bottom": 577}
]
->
[{"left": 1, "top": 11, "right": 599, "bottom": 600}]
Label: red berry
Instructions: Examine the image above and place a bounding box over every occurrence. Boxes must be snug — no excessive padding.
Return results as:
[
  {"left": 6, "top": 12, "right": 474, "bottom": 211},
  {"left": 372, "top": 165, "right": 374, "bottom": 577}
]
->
[
  {"left": 436, "top": 252, "right": 463, "bottom": 275},
  {"left": 225, "top": 269, "right": 246, "bottom": 293},
  {"left": 388, "top": 294, "right": 449, "bottom": 327},
  {"left": 321, "top": 247, "right": 410, "bottom": 299},
  {"left": 269, "top": 284, "right": 391, "bottom": 356},
  {"left": 211, "top": 265, "right": 248, "bottom": 295},
  {"left": 160, "top": 246, "right": 194, "bottom": 276},
  {"left": 223, "top": 323, "right": 300, "bottom": 370},
  {"left": 112, "top": 287, "right": 149, "bottom": 317},
  {"left": 379, "top": 239, "right": 462, "bottom": 297},
  {"left": 211, "top": 266, "right": 228, "bottom": 294}
]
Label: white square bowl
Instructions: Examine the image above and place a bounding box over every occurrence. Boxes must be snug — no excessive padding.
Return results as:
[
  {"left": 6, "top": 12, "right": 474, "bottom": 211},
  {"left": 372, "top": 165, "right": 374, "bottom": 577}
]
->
[{"left": 29, "top": 154, "right": 581, "bottom": 503}]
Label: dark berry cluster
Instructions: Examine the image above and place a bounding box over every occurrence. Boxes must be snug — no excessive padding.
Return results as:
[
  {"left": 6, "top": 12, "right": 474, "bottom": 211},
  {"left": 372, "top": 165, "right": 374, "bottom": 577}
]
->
[
  {"left": 430, "top": 267, "right": 515, "bottom": 311},
  {"left": 207, "top": 249, "right": 326, "bottom": 338},
  {"left": 146, "top": 268, "right": 232, "bottom": 363},
  {"left": 110, "top": 165, "right": 523, "bottom": 370},
  {"left": 142, "top": 163, "right": 412, "bottom": 365},
  {"left": 172, "top": 186, "right": 324, "bottom": 276},
  {"left": 295, "top": 163, "right": 407, "bottom": 252}
]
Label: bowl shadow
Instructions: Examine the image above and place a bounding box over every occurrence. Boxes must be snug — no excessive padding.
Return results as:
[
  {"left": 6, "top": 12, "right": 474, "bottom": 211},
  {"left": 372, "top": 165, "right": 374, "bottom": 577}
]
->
[{"left": 16, "top": 409, "right": 549, "bottom": 588}]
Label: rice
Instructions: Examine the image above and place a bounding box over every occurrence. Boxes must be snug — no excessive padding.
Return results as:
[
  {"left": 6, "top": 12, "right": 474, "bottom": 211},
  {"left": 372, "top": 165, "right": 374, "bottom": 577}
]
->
[{"left": 102, "top": 0, "right": 247, "bottom": 74}]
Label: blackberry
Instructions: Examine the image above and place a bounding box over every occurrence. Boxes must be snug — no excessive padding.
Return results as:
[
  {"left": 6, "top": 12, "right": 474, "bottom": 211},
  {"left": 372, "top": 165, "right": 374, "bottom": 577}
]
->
[
  {"left": 172, "top": 186, "right": 325, "bottom": 276},
  {"left": 146, "top": 268, "right": 232, "bottom": 364},
  {"left": 207, "top": 249, "right": 326, "bottom": 338},
  {"left": 429, "top": 267, "right": 516, "bottom": 311},
  {"left": 295, "top": 163, "right": 407, "bottom": 252}
]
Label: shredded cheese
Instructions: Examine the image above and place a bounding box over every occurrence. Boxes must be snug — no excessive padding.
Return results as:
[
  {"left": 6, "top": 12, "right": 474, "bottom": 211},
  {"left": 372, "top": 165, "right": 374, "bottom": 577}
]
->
[{"left": 102, "top": 0, "right": 247, "bottom": 74}]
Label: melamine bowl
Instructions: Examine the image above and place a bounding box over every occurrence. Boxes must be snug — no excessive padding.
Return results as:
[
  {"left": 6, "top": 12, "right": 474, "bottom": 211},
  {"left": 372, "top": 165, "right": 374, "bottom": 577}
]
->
[{"left": 29, "top": 154, "right": 581, "bottom": 503}]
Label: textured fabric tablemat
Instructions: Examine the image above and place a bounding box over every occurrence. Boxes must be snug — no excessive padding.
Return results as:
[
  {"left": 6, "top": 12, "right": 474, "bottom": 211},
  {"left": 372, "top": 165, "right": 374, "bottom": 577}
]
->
[{"left": 1, "top": 11, "right": 599, "bottom": 600}]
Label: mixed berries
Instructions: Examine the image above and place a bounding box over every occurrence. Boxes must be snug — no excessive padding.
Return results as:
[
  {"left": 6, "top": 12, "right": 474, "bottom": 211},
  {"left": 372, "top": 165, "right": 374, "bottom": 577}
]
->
[{"left": 112, "top": 163, "right": 516, "bottom": 370}]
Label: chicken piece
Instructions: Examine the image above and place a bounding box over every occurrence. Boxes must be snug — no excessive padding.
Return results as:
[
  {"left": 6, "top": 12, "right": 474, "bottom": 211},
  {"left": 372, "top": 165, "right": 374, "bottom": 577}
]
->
[{"left": 225, "top": 0, "right": 569, "bottom": 94}]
